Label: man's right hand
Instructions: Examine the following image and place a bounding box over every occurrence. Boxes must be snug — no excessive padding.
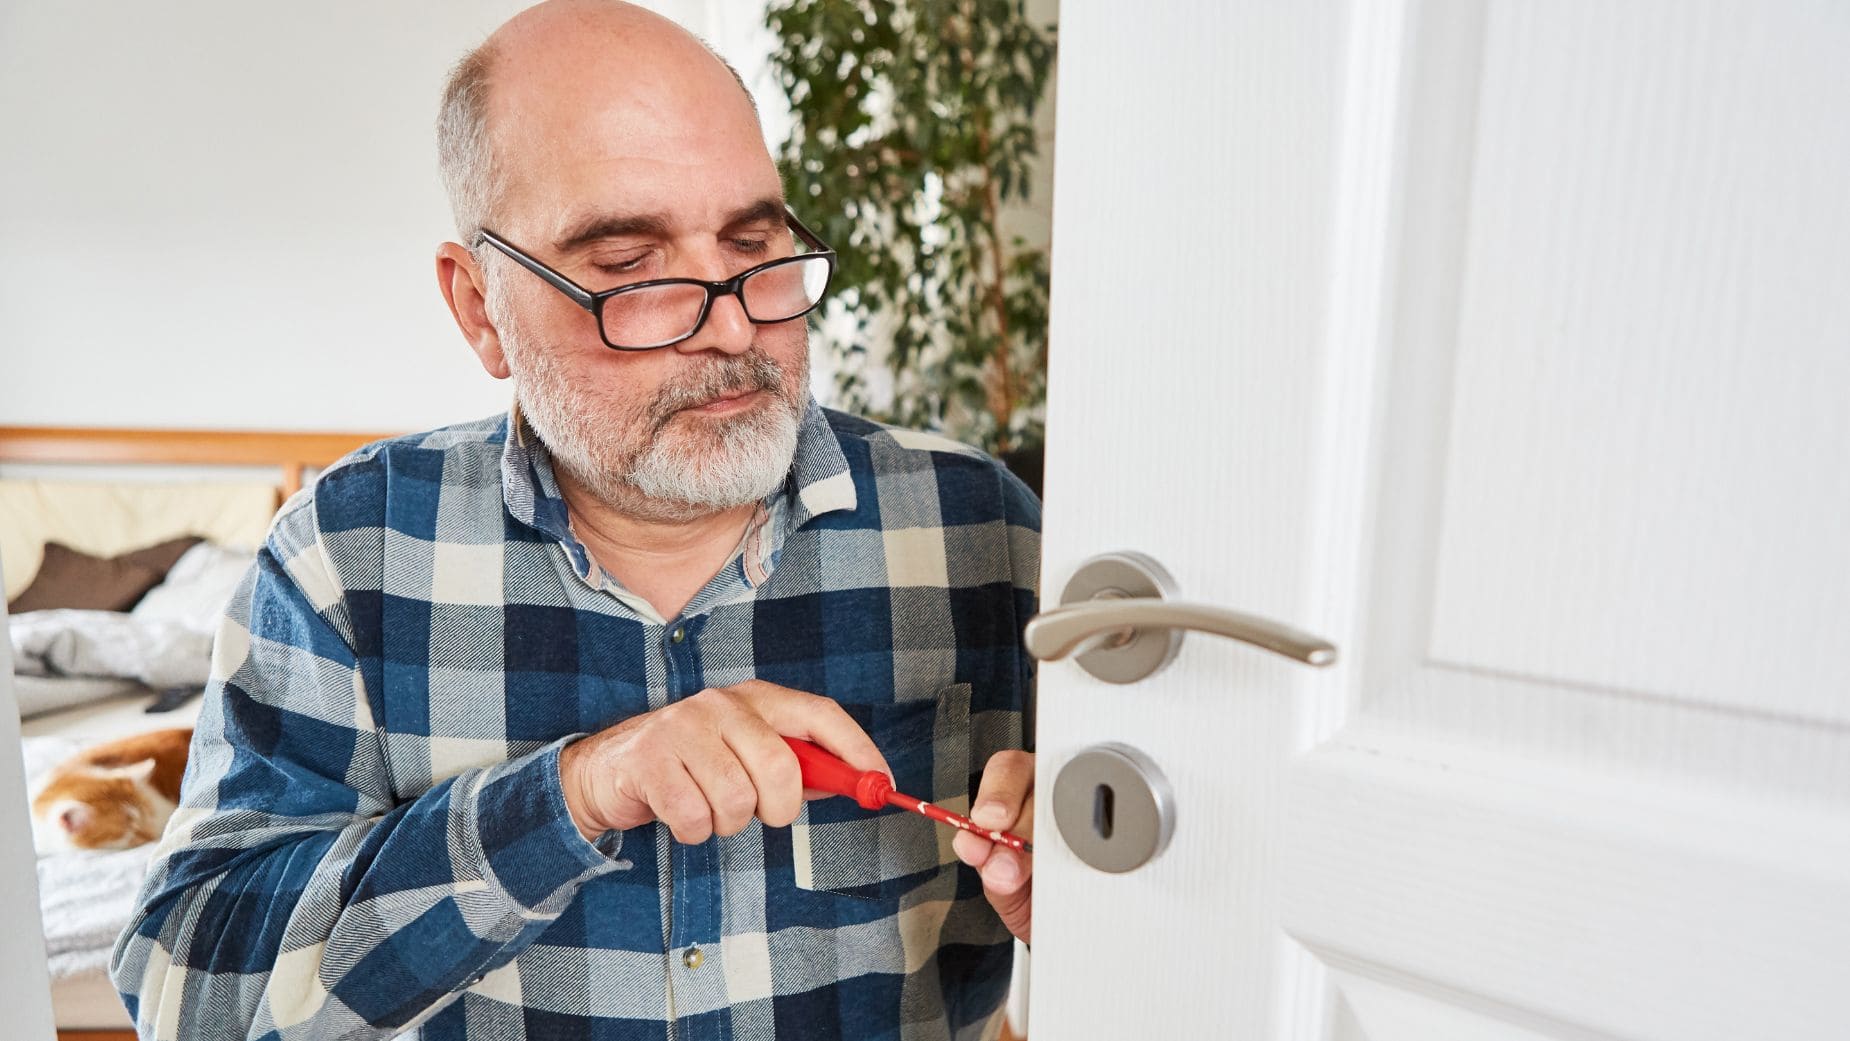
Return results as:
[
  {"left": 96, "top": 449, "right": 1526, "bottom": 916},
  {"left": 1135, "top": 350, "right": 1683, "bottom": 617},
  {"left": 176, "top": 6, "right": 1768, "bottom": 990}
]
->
[{"left": 556, "top": 679, "right": 889, "bottom": 844}]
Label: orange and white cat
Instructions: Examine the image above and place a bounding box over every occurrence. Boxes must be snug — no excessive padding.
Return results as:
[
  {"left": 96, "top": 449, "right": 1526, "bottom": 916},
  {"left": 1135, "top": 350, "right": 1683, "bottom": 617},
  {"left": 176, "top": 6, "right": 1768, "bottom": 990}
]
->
[{"left": 31, "top": 728, "right": 193, "bottom": 852}]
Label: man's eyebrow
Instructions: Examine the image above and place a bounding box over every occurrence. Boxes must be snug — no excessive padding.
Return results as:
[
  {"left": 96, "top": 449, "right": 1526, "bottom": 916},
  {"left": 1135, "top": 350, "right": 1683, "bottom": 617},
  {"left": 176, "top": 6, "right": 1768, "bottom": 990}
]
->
[
  {"left": 551, "top": 199, "right": 789, "bottom": 255},
  {"left": 720, "top": 198, "right": 788, "bottom": 232},
  {"left": 551, "top": 212, "right": 673, "bottom": 255}
]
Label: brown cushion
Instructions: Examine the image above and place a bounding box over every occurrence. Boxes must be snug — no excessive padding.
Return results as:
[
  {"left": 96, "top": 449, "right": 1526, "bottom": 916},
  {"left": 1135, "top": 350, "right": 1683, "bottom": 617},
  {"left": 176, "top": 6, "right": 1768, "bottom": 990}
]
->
[
  {"left": 7, "top": 536, "right": 203, "bottom": 614},
  {"left": 119, "top": 535, "right": 204, "bottom": 577}
]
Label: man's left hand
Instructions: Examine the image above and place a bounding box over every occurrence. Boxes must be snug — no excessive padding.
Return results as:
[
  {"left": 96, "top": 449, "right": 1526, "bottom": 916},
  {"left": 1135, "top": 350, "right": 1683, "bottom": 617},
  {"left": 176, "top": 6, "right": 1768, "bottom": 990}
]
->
[{"left": 952, "top": 750, "right": 1033, "bottom": 944}]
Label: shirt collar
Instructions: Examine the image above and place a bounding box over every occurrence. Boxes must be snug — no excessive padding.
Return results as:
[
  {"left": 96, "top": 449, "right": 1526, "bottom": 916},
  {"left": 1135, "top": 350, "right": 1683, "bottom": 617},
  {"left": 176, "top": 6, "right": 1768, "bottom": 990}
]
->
[
  {"left": 499, "top": 394, "right": 857, "bottom": 561},
  {"left": 785, "top": 396, "right": 858, "bottom": 525}
]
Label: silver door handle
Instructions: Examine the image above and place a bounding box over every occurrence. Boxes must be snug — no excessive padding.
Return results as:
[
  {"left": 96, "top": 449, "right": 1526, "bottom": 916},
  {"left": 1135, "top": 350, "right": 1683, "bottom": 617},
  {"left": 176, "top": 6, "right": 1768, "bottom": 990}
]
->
[
  {"left": 1026, "top": 599, "right": 1337, "bottom": 666},
  {"left": 1025, "top": 551, "right": 1338, "bottom": 683}
]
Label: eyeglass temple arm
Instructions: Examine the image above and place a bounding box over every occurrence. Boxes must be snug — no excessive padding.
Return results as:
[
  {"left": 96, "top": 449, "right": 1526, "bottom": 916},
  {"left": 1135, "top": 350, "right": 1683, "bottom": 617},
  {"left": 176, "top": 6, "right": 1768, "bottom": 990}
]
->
[
  {"left": 783, "top": 208, "right": 833, "bottom": 254},
  {"left": 474, "top": 231, "right": 597, "bottom": 310}
]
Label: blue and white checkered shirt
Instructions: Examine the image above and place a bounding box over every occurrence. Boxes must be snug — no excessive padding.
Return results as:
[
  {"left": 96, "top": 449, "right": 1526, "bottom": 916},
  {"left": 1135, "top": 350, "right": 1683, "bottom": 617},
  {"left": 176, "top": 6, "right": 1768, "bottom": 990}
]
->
[{"left": 110, "top": 400, "right": 1039, "bottom": 1041}]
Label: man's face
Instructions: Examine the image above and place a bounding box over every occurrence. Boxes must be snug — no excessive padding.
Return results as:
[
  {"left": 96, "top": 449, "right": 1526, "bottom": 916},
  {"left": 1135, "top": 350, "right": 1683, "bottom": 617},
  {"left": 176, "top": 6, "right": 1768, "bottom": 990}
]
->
[{"left": 481, "top": 41, "right": 810, "bottom": 521}]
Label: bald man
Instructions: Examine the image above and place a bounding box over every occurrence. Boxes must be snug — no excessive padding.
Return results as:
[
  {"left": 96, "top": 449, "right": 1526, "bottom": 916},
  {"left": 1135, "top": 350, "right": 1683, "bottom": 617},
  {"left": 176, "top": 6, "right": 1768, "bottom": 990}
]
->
[{"left": 109, "top": 3, "right": 1037, "bottom": 1039}]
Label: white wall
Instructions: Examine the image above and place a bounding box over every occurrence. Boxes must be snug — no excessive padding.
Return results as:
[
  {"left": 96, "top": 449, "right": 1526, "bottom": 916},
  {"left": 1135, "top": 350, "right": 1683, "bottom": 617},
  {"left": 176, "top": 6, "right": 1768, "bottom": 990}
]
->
[
  {"left": 0, "top": 1, "right": 818, "bottom": 435},
  {"left": 0, "top": 2, "right": 557, "bottom": 433}
]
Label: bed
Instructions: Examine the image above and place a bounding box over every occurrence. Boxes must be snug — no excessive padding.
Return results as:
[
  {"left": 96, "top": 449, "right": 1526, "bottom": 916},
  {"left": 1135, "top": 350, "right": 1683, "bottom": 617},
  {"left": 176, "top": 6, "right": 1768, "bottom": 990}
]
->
[{"left": 1, "top": 425, "right": 392, "bottom": 1041}]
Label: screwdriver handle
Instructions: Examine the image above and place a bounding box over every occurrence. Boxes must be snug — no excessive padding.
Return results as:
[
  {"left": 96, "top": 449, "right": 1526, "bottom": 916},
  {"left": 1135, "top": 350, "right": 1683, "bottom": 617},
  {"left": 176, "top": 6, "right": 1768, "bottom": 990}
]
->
[{"left": 784, "top": 737, "right": 893, "bottom": 810}]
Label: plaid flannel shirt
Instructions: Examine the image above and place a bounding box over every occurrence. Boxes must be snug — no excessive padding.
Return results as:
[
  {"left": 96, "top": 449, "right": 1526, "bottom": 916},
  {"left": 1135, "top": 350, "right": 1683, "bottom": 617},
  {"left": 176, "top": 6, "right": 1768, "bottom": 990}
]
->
[{"left": 110, "top": 400, "right": 1039, "bottom": 1041}]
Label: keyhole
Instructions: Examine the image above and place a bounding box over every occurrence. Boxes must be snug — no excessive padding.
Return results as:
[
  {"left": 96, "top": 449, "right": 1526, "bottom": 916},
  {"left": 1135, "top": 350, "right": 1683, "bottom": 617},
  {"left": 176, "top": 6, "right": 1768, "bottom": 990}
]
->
[{"left": 1093, "top": 783, "right": 1115, "bottom": 839}]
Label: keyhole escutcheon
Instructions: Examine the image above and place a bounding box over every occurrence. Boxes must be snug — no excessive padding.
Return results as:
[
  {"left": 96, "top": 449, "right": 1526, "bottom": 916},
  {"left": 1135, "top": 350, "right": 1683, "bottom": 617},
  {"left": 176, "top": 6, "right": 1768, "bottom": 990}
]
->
[{"left": 1052, "top": 743, "right": 1176, "bottom": 874}]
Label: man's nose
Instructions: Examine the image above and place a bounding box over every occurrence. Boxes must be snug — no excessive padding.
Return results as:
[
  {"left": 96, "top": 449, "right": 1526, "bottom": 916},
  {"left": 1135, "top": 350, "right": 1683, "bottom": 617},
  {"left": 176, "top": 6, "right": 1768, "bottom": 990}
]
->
[{"left": 677, "top": 285, "right": 755, "bottom": 356}]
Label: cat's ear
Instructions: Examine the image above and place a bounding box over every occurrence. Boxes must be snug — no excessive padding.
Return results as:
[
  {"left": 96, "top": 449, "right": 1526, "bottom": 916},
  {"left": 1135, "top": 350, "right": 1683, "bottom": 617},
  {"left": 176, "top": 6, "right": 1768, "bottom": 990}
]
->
[{"left": 109, "top": 758, "right": 158, "bottom": 782}]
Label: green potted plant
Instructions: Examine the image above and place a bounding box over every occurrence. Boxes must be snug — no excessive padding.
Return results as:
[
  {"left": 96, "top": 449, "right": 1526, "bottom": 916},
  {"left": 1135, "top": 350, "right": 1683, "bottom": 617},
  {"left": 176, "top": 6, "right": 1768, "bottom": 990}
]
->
[{"left": 765, "top": 0, "right": 1056, "bottom": 491}]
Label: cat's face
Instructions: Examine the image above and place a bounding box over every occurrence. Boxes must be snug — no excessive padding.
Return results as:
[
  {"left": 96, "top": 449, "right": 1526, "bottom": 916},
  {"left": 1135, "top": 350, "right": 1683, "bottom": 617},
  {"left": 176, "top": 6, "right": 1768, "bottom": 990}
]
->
[{"left": 32, "top": 761, "right": 170, "bottom": 852}]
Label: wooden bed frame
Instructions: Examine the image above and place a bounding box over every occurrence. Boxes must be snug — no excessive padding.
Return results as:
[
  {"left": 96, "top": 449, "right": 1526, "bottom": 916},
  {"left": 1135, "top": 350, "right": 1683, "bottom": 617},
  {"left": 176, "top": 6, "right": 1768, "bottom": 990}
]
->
[
  {"left": 0, "top": 425, "right": 396, "bottom": 502},
  {"left": 2, "top": 425, "right": 393, "bottom": 1041}
]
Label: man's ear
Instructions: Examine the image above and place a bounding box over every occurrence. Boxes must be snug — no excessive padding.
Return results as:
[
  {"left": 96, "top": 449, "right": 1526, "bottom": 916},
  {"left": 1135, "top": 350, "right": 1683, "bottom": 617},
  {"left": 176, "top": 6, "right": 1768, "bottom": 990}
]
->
[{"left": 437, "top": 241, "right": 510, "bottom": 380}]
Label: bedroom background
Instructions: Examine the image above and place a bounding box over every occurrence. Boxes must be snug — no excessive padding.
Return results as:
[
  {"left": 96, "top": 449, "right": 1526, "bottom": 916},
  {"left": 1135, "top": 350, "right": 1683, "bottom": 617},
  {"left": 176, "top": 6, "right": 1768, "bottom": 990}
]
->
[
  {"left": 1, "top": 1, "right": 1054, "bottom": 1038},
  {"left": 0, "top": 4, "right": 791, "bottom": 1037}
]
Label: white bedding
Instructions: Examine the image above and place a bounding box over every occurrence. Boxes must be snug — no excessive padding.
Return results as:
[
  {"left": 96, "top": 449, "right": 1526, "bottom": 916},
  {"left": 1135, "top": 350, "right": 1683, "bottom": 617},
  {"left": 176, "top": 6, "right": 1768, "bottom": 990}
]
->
[
  {"left": 11, "top": 609, "right": 214, "bottom": 692},
  {"left": 20, "top": 682, "right": 204, "bottom": 741},
  {"left": 8, "top": 540, "right": 248, "bottom": 723},
  {"left": 12, "top": 674, "right": 143, "bottom": 718}
]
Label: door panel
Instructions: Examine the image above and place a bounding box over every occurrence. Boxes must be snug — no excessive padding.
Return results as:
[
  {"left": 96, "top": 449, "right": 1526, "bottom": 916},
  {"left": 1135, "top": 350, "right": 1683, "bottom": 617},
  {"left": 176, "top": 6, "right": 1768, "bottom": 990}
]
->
[
  {"left": 1284, "top": 738, "right": 1850, "bottom": 1040},
  {"left": 1350, "top": 0, "right": 1850, "bottom": 803},
  {"left": 1330, "top": 970, "right": 1561, "bottom": 1041},
  {"left": 1425, "top": 0, "right": 1850, "bottom": 723}
]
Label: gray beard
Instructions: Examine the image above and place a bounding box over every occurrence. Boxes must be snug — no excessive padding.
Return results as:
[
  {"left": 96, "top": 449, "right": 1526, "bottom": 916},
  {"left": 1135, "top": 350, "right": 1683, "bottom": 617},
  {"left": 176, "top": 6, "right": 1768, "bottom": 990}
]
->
[
  {"left": 621, "top": 373, "right": 802, "bottom": 520},
  {"left": 498, "top": 308, "right": 804, "bottom": 522}
]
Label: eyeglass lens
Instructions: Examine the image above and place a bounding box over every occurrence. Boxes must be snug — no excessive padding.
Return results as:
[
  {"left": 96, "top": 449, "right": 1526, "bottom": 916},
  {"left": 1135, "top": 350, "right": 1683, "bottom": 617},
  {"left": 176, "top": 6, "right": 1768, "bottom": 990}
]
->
[{"left": 602, "top": 255, "right": 832, "bottom": 348}]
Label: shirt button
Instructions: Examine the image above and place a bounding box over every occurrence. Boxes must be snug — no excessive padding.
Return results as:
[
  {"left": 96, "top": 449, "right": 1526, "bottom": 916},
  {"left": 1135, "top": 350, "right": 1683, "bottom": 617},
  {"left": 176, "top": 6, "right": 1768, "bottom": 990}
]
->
[
  {"left": 682, "top": 946, "right": 704, "bottom": 970},
  {"left": 670, "top": 626, "right": 686, "bottom": 644}
]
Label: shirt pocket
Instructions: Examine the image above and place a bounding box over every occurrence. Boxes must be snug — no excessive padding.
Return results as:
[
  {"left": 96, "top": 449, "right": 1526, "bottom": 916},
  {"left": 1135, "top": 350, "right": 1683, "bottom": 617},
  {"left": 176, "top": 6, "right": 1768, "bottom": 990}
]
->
[{"left": 791, "top": 682, "right": 972, "bottom": 902}]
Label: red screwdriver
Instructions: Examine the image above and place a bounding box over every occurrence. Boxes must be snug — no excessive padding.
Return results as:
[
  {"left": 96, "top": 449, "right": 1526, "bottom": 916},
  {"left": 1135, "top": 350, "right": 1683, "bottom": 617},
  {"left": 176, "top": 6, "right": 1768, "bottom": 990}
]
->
[{"left": 784, "top": 736, "right": 1034, "bottom": 855}]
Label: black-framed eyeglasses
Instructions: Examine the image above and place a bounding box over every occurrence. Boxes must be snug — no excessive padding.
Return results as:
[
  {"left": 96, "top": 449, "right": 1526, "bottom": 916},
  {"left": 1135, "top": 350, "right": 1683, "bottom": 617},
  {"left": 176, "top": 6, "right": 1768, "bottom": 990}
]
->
[{"left": 474, "top": 208, "right": 837, "bottom": 351}]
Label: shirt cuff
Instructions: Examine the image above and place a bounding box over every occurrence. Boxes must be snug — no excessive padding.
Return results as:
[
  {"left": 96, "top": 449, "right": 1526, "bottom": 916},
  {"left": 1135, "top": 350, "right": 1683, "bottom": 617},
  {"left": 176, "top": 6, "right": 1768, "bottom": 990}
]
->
[{"left": 470, "top": 738, "right": 630, "bottom": 917}]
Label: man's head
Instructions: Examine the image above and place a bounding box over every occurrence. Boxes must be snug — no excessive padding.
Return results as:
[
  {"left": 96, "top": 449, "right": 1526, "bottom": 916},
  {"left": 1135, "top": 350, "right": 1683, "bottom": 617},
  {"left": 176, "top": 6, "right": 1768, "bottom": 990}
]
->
[{"left": 434, "top": 0, "right": 811, "bottom": 523}]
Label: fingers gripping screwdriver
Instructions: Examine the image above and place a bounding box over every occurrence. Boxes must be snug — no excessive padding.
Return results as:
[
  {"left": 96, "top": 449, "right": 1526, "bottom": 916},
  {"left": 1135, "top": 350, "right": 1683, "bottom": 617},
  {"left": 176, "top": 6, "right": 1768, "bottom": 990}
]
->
[{"left": 782, "top": 736, "right": 1033, "bottom": 855}]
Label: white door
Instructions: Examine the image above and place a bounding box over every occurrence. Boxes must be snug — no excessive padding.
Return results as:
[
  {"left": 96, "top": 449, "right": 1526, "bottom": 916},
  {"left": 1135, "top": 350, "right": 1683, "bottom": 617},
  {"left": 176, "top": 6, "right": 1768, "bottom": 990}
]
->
[{"left": 1029, "top": 2, "right": 1850, "bottom": 1039}]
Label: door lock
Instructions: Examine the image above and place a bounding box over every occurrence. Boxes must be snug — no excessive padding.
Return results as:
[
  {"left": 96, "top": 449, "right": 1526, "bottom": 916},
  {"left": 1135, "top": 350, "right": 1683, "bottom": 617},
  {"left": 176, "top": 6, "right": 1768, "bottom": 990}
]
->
[{"left": 1052, "top": 743, "right": 1175, "bottom": 873}]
